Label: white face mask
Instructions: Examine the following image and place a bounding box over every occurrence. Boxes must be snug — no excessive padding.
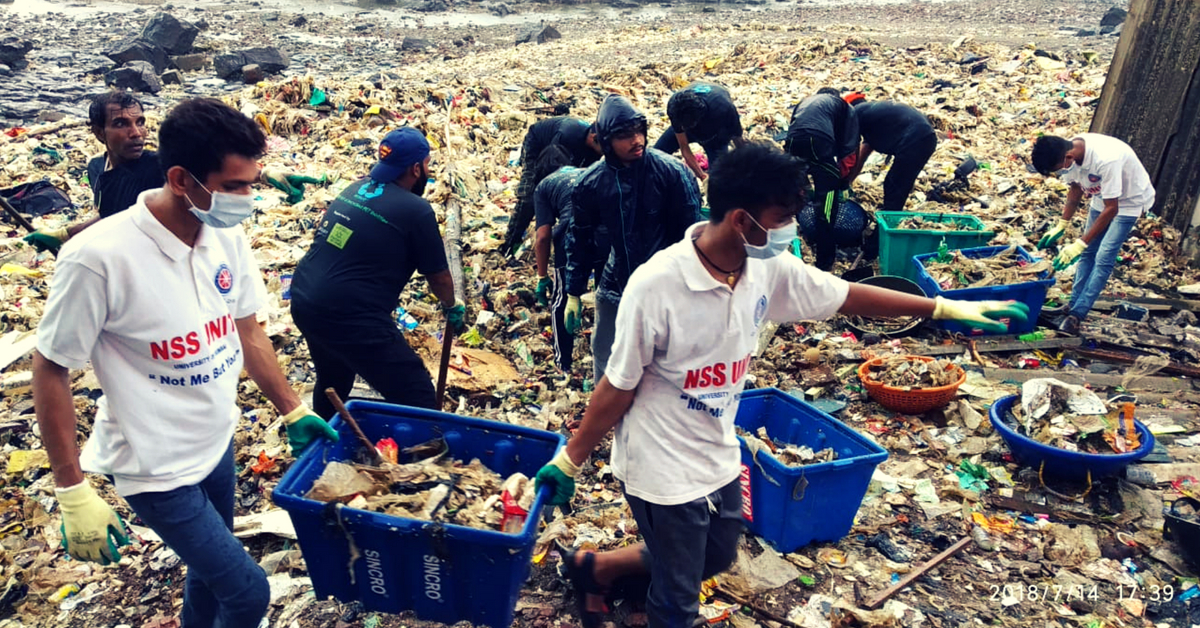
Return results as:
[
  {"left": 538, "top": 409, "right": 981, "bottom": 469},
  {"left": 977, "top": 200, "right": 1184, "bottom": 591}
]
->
[
  {"left": 742, "top": 213, "right": 796, "bottom": 259},
  {"left": 186, "top": 173, "right": 255, "bottom": 229}
]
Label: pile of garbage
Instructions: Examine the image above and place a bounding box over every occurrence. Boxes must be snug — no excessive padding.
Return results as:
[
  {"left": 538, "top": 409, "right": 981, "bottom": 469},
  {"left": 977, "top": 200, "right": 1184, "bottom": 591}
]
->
[
  {"left": 861, "top": 355, "right": 959, "bottom": 388},
  {"left": 738, "top": 426, "right": 839, "bottom": 467},
  {"left": 1007, "top": 378, "right": 1142, "bottom": 454},
  {"left": 895, "top": 215, "right": 962, "bottom": 231},
  {"left": 920, "top": 244, "right": 1052, "bottom": 289}
]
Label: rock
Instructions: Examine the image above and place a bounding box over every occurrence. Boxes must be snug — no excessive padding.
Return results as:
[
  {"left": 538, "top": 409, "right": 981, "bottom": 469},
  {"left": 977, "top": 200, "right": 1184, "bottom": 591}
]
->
[
  {"left": 105, "top": 61, "right": 163, "bottom": 94},
  {"left": 242, "top": 64, "right": 264, "bottom": 83},
  {"left": 516, "top": 24, "right": 562, "bottom": 45},
  {"left": 161, "top": 69, "right": 183, "bottom": 85},
  {"left": 214, "top": 47, "right": 287, "bottom": 80},
  {"left": 1100, "top": 6, "right": 1127, "bottom": 28},
  {"left": 105, "top": 38, "right": 170, "bottom": 73},
  {"left": 0, "top": 37, "right": 33, "bottom": 66},
  {"left": 1076, "top": 28, "right": 1097, "bottom": 37},
  {"left": 702, "top": 6, "right": 716, "bottom": 11},
  {"left": 491, "top": 3, "right": 513, "bottom": 16},
  {"left": 415, "top": 0, "right": 449, "bottom": 12},
  {"left": 401, "top": 37, "right": 432, "bottom": 51},
  {"left": 723, "top": 541, "right": 800, "bottom": 597},
  {"left": 0, "top": 64, "right": 9, "bottom": 77},
  {"left": 171, "top": 53, "right": 208, "bottom": 72},
  {"left": 1108, "top": 23, "right": 1123, "bottom": 37},
  {"left": 141, "top": 12, "right": 200, "bottom": 55},
  {"left": 195, "top": 18, "right": 209, "bottom": 30},
  {"left": 290, "top": 14, "right": 307, "bottom": 27}
]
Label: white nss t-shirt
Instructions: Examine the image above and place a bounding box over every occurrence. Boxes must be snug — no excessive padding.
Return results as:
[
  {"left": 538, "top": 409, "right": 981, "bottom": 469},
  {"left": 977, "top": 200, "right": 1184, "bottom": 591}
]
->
[
  {"left": 37, "top": 191, "right": 267, "bottom": 497},
  {"left": 1061, "top": 133, "right": 1155, "bottom": 217},
  {"left": 606, "top": 222, "right": 850, "bottom": 506}
]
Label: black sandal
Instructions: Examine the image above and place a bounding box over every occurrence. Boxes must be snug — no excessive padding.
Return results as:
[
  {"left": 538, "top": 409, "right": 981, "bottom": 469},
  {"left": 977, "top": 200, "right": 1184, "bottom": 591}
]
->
[{"left": 560, "top": 549, "right": 610, "bottom": 628}]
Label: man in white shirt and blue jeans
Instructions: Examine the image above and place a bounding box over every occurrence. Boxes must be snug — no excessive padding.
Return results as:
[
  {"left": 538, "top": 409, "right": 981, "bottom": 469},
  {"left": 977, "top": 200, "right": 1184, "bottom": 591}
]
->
[
  {"left": 32, "top": 98, "right": 337, "bottom": 628},
  {"left": 536, "top": 141, "right": 1028, "bottom": 628},
  {"left": 1031, "top": 133, "right": 1155, "bottom": 335}
]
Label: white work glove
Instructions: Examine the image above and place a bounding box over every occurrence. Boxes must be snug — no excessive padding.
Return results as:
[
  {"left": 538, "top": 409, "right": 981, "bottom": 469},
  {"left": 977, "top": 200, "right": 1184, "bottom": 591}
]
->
[
  {"left": 56, "top": 481, "right": 130, "bottom": 565},
  {"left": 932, "top": 296, "right": 1031, "bottom": 334}
]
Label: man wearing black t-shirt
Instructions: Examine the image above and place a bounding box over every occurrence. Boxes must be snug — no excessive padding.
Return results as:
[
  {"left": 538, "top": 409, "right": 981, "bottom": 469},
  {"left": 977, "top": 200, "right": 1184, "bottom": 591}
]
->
[
  {"left": 501, "top": 116, "right": 602, "bottom": 256},
  {"left": 653, "top": 82, "right": 745, "bottom": 181},
  {"left": 24, "top": 92, "right": 164, "bottom": 253},
  {"left": 290, "top": 128, "right": 466, "bottom": 418},
  {"left": 843, "top": 93, "right": 937, "bottom": 212}
]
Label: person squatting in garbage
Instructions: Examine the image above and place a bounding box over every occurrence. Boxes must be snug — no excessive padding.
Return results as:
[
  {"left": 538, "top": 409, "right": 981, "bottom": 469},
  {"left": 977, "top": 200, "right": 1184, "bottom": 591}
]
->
[
  {"left": 1031, "top": 132, "right": 1155, "bottom": 335},
  {"left": 842, "top": 92, "right": 938, "bottom": 212},
  {"left": 784, "top": 87, "right": 861, "bottom": 271},
  {"left": 562, "top": 94, "right": 702, "bottom": 383},
  {"left": 535, "top": 141, "right": 1030, "bottom": 628},
  {"left": 32, "top": 98, "right": 339, "bottom": 628},
  {"left": 652, "top": 81, "right": 747, "bottom": 181},
  {"left": 501, "top": 116, "right": 603, "bottom": 256},
  {"left": 24, "top": 92, "right": 165, "bottom": 254},
  {"left": 290, "top": 127, "right": 467, "bottom": 417}
]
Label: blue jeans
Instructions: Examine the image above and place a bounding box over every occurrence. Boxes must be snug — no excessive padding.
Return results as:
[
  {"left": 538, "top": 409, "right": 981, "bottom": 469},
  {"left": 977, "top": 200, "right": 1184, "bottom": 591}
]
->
[
  {"left": 125, "top": 444, "right": 269, "bottom": 628},
  {"left": 1068, "top": 209, "right": 1138, "bottom": 320}
]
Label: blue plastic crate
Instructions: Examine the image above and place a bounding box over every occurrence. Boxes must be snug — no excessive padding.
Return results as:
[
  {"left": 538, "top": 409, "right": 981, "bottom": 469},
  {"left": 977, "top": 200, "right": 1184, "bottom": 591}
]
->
[
  {"left": 272, "top": 400, "right": 565, "bottom": 628},
  {"left": 735, "top": 389, "right": 888, "bottom": 553},
  {"left": 913, "top": 245, "right": 1053, "bottom": 336}
]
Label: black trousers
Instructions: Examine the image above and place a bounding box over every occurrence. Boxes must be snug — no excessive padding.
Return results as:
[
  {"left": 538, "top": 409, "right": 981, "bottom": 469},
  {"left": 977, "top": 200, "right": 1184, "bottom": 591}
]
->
[
  {"left": 881, "top": 133, "right": 938, "bottom": 212},
  {"left": 788, "top": 134, "right": 846, "bottom": 271},
  {"left": 501, "top": 134, "right": 543, "bottom": 256},
  {"left": 292, "top": 308, "right": 437, "bottom": 419}
]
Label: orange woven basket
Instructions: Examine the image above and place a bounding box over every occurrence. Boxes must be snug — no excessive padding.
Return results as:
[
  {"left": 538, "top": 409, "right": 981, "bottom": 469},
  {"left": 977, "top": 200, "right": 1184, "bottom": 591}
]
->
[{"left": 857, "top": 355, "right": 967, "bottom": 414}]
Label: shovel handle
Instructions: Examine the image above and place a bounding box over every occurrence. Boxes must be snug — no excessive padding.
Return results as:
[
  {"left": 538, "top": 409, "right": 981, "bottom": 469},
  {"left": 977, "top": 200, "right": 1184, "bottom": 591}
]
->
[
  {"left": 435, "top": 326, "right": 453, "bottom": 409},
  {"left": 324, "top": 388, "right": 386, "bottom": 466}
]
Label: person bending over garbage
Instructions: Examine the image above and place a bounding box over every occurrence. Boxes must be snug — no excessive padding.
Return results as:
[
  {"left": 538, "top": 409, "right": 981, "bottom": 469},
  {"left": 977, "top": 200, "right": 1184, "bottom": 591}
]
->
[
  {"left": 842, "top": 92, "right": 938, "bottom": 212},
  {"left": 501, "top": 116, "right": 603, "bottom": 256},
  {"left": 652, "top": 81, "right": 746, "bottom": 180},
  {"left": 783, "top": 87, "right": 860, "bottom": 271},
  {"left": 290, "top": 128, "right": 466, "bottom": 417},
  {"left": 1030, "top": 133, "right": 1155, "bottom": 335},
  {"left": 563, "top": 94, "right": 702, "bottom": 383},
  {"left": 24, "top": 92, "right": 164, "bottom": 253},
  {"left": 536, "top": 141, "right": 1027, "bottom": 628},
  {"left": 531, "top": 146, "right": 587, "bottom": 373},
  {"left": 33, "top": 98, "right": 338, "bottom": 628}
]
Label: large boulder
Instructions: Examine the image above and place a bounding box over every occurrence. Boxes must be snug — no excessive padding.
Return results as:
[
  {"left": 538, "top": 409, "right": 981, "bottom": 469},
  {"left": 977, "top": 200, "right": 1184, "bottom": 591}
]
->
[
  {"left": 1100, "top": 6, "right": 1127, "bottom": 28},
  {"left": 105, "top": 60, "right": 163, "bottom": 94},
  {"left": 415, "top": 0, "right": 448, "bottom": 12},
  {"left": 213, "top": 47, "right": 288, "bottom": 80},
  {"left": 516, "top": 24, "right": 561, "bottom": 45},
  {"left": 141, "top": 12, "right": 200, "bottom": 55},
  {"left": 171, "top": 53, "right": 208, "bottom": 72},
  {"left": 0, "top": 37, "right": 33, "bottom": 67},
  {"left": 105, "top": 37, "right": 169, "bottom": 73}
]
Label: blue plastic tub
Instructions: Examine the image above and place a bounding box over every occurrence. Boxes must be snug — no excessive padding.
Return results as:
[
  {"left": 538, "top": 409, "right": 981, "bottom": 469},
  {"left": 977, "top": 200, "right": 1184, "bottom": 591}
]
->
[
  {"left": 735, "top": 389, "right": 888, "bottom": 553},
  {"left": 272, "top": 400, "right": 565, "bottom": 628},
  {"left": 914, "top": 245, "right": 1053, "bottom": 336},
  {"left": 989, "top": 394, "right": 1154, "bottom": 481}
]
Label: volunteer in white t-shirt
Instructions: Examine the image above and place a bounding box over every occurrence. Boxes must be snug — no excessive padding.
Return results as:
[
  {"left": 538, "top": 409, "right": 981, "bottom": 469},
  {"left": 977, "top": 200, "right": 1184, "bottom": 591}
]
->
[
  {"left": 32, "top": 98, "right": 337, "bottom": 628},
  {"left": 534, "top": 142, "right": 1029, "bottom": 628},
  {"left": 1031, "top": 133, "right": 1155, "bottom": 335}
]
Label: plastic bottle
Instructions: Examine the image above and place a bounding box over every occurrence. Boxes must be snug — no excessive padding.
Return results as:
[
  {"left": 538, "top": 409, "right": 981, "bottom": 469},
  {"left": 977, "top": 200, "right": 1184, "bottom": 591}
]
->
[{"left": 971, "top": 525, "right": 995, "bottom": 551}]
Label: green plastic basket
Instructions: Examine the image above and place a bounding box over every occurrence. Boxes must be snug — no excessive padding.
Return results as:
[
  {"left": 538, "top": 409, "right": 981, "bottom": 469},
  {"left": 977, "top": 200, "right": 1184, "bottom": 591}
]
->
[{"left": 876, "top": 211, "right": 994, "bottom": 282}]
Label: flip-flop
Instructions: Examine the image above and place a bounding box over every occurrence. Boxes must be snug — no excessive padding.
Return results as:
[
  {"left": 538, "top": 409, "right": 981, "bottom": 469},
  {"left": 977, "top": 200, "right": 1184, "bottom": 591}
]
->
[{"left": 560, "top": 549, "right": 609, "bottom": 628}]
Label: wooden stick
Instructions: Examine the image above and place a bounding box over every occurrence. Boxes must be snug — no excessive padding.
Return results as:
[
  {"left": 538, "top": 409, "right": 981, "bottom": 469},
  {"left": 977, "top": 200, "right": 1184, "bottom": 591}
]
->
[
  {"left": 0, "top": 195, "right": 37, "bottom": 233},
  {"left": 712, "top": 585, "right": 803, "bottom": 628},
  {"left": 435, "top": 326, "right": 453, "bottom": 409},
  {"left": 865, "top": 536, "right": 971, "bottom": 609},
  {"left": 323, "top": 388, "right": 386, "bottom": 465}
]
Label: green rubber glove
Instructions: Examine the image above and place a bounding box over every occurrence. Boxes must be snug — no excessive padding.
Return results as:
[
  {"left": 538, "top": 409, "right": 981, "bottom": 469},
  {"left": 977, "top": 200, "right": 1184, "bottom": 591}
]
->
[
  {"left": 283, "top": 404, "right": 340, "bottom": 456},
  {"left": 56, "top": 481, "right": 130, "bottom": 565},
  {"left": 262, "top": 167, "right": 327, "bottom": 205},
  {"left": 443, "top": 300, "right": 467, "bottom": 335},
  {"left": 932, "top": 296, "right": 1031, "bottom": 334},
  {"left": 534, "top": 448, "right": 581, "bottom": 506},
  {"left": 1053, "top": 238, "right": 1088, "bottom": 271},
  {"left": 564, "top": 296, "right": 582, "bottom": 335},
  {"left": 1037, "top": 219, "right": 1070, "bottom": 250},
  {"left": 24, "top": 226, "right": 70, "bottom": 253},
  {"left": 535, "top": 276, "right": 552, "bottom": 308}
]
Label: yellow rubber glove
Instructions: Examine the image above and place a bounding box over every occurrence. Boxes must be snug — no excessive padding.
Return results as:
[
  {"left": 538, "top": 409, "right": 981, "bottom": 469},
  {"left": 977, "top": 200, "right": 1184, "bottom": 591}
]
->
[
  {"left": 1037, "top": 219, "right": 1070, "bottom": 250},
  {"left": 534, "top": 448, "right": 582, "bottom": 506},
  {"left": 932, "top": 296, "right": 1031, "bottom": 334},
  {"left": 56, "top": 481, "right": 130, "bottom": 565},
  {"left": 1053, "top": 238, "right": 1088, "bottom": 271},
  {"left": 564, "top": 296, "right": 582, "bottom": 335}
]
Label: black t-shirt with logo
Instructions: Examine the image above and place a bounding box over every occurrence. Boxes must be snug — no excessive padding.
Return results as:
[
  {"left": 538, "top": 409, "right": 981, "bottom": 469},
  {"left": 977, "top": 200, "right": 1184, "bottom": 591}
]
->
[
  {"left": 668, "top": 82, "right": 742, "bottom": 145},
  {"left": 290, "top": 177, "right": 449, "bottom": 328},
  {"left": 86, "top": 151, "right": 165, "bottom": 218}
]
